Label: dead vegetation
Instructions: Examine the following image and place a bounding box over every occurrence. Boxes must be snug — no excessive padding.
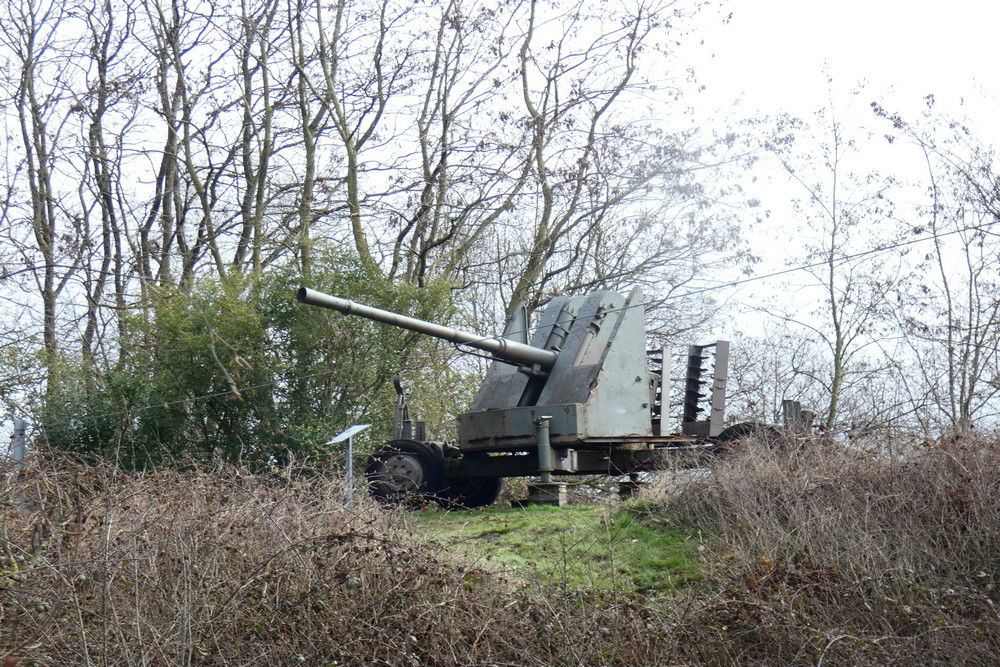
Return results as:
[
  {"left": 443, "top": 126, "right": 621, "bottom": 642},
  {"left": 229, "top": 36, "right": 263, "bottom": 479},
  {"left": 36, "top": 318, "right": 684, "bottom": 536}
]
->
[
  {"left": 1, "top": 437, "right": 997, "bottom": 666},
  {"left": 0, "top": 458, "right": 680, "bottom": 666},
  {"left": 647, "top": 434, "right": 1000, "bottom": 665}
]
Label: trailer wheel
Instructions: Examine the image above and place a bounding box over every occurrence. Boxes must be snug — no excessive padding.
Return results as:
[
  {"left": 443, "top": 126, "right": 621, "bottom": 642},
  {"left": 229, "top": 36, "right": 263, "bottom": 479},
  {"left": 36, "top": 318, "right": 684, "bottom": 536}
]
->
[
  {"left": 365, "top": 439, "right": 443, "bottom": 506},
  {"left": 713, "top": 422, "right": 781, "bottom": 456},
  {"left": 437, "top": 476, "right": 504, "bottom": 509}
]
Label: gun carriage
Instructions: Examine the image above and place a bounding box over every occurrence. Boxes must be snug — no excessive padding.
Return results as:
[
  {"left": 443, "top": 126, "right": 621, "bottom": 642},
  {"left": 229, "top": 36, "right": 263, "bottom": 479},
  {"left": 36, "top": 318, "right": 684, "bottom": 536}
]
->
[{"left": 297, "top": 286, "right": 769, "bottom": 506}]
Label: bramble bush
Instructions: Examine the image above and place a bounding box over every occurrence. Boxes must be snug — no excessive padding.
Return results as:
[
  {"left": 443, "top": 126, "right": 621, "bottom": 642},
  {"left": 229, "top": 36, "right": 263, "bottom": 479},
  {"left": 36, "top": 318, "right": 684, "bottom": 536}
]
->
[
  {"left": 1, "top": 436, "right": 997, "bottom": 666},
  {"left": 646, "top": 435, "right": 1000, "bottom": 665}
]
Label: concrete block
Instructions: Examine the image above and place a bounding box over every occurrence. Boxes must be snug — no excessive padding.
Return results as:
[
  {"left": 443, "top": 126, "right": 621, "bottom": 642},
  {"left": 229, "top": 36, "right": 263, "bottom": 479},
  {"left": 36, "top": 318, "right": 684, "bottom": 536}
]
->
[{"left": 524, "top": 481, "right": 568, "bottom": 506}]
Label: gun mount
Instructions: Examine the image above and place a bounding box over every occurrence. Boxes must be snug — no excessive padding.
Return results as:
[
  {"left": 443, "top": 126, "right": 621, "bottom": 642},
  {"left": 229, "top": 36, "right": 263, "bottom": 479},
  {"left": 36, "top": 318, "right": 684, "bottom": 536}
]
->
[{"left": 298, "top": 286, "right": 775, "bottom": 507}]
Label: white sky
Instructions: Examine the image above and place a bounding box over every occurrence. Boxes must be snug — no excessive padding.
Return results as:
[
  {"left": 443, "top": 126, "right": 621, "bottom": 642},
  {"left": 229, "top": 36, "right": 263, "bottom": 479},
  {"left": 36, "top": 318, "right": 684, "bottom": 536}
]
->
[
  {"left": 667, "top": 0, "right": 1000, "bottom": 336},
  {"left": 689, "top": 0, "right": 999, "bottom": 123}
]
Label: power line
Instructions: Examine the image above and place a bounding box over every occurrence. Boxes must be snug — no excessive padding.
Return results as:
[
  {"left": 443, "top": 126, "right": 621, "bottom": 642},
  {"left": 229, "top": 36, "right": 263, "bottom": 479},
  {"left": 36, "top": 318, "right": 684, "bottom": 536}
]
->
[
  {"left": 664, "top": 219, "right": 998, "bottom": 302},
  {"left": 451, "top": 217, "right": 1000, "bottom": 348},
  {"left": 8, "top": 218, "right": 999, "bottom": 419}
]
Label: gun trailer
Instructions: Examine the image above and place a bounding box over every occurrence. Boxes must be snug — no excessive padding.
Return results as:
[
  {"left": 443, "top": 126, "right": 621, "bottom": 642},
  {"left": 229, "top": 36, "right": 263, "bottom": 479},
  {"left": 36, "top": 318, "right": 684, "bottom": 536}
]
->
[{"left": 297, "top": 286, "right": 768, "bottom": 507}]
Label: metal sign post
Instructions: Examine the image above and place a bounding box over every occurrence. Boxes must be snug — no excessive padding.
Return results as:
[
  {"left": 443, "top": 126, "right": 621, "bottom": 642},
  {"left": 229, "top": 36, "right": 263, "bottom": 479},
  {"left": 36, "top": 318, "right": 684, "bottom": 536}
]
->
[
  {"left": 11, "top": 419, "right": 26, "bottom": 467},
  {"left": 9, "top": 419, "right": 27, "bottom": 508},
  {"left": 327, "top": 424, "right": 372, "bottom": 505}
]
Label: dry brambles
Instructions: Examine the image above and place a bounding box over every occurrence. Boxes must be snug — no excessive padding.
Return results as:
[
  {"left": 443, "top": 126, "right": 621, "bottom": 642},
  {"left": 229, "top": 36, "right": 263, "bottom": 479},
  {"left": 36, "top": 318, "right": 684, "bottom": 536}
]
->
[{"left": 1, "top": 435, "right": 998, "bottom": 666}]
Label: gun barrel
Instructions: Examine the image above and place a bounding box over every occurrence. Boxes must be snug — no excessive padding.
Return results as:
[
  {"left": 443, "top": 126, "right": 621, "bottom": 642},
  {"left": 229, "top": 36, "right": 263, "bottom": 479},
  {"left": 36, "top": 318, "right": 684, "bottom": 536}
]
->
[{"left": 297, "top": 287, "right": 558, "bottom": 369}]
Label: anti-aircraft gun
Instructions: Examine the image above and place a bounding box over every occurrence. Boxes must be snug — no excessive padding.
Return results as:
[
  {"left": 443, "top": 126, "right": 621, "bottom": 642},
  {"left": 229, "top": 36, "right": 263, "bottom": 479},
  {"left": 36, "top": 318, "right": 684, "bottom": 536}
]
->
[{"left": 297, "top": 286, "right": 769, "bottom": 507}]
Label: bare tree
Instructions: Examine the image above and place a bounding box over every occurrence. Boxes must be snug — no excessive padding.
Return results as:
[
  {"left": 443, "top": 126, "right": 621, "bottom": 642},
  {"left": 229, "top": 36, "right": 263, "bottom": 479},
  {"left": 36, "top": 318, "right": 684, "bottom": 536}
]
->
[
  {"left": 726, "top": 330, "right": 823, "bottom": 424},
  {"left": 391, "top": 0, "right": 529, "bottom": 287},
  {"left": 761, "top": 104, "right": 901, "bottom": 430},
  {"left": 0, "top": 0, "right": 84, "bottom": 389},
  {"left": 231, "top": 0, "right": 284, "bottom": 276},
  {"left": 508, "top": 0, "right": 663, "bottom": 314},
  {"left": 74, "top": 0, "right": 142, "bottom": 358},
  {"left": 874, "top": 102, "right": 1000, "bottom": 432},
  {"left": 306, "top": 0, "right": 415, "bottom": 276}
]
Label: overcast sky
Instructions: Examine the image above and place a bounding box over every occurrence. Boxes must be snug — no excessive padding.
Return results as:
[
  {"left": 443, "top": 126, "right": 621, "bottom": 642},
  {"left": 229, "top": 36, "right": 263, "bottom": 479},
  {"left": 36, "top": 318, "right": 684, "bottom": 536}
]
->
[
  {"left": 665, "top": 0, "right": 1000, "bottom": 333},
  {"left": 689, "top": 0, "right": 998, "bottom": 125}
]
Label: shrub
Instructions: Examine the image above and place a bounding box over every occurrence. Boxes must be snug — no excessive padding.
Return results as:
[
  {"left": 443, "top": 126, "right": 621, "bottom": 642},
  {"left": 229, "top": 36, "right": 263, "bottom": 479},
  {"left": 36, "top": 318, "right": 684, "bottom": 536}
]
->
[
  {"left": 0, "top": 456, "right": 683, "bottom": 666},
  {"left": 4, "top": 437, "right": 997, "bottom": 666},
  {"left": 646, "top": 435, "right": 1000, "bottom": 665},
  {"left": 38, "top": 250, "right": 459, "bottom": 469}
]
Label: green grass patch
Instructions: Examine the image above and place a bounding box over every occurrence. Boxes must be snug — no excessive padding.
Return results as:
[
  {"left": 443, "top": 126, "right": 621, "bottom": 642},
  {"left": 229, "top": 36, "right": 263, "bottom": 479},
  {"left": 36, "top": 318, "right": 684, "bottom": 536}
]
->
[{"left": 407, "top": 504, "right": 700, "bottom": 593}]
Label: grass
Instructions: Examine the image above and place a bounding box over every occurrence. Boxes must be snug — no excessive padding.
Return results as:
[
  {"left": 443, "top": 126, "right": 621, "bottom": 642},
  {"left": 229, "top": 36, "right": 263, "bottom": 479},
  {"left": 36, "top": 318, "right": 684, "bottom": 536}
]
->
[{"left": 408, "top": 503, "right": 700, "bottom": 594}]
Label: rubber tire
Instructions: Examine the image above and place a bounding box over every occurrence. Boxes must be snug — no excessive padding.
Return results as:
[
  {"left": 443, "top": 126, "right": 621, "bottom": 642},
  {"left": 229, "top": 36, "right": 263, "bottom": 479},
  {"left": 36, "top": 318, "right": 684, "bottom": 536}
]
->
[
  {"left": 713, "top": 422, "right": 781, "bottom": 456},
  {"left": 365, "top": 439, "right": 444, "bottom": 506},
  {"left": 437, "top": 476, "right": 504, "bottom": 509}
]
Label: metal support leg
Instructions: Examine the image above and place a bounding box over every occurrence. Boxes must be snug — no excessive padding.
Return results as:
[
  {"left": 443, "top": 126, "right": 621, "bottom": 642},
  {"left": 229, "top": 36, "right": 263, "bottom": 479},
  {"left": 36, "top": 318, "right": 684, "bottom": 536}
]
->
[
  {"left": 524, "top": 416, "right": 567, "bottom": 506},
  {"left": 345, "top": 435, "right": 354, "bottom": 505},
  {"left": 535, "top": 415, "right": 553, "bottom": 484}
]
